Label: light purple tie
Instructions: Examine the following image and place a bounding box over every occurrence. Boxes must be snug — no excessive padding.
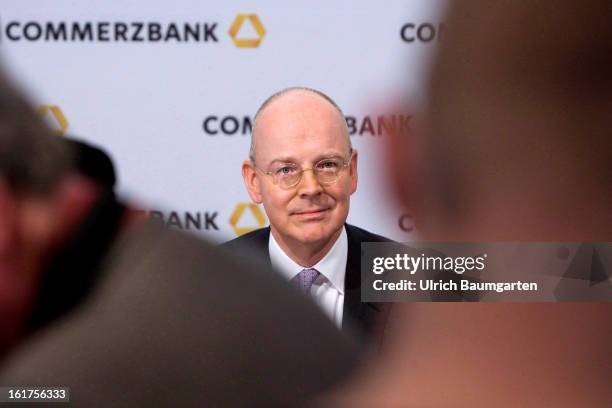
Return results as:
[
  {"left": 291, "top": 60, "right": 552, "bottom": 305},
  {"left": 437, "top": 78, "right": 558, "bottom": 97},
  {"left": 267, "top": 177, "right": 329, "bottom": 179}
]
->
[{"left": 292, "top": 268, "right": 321, "bottom": 293}]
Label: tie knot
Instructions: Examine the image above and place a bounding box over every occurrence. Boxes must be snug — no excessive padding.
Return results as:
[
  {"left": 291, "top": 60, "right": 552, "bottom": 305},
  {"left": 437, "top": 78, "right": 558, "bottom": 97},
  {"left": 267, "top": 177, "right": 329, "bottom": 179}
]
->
[{"left": 293, "top": 268, "right": 321, "bottom": 293}]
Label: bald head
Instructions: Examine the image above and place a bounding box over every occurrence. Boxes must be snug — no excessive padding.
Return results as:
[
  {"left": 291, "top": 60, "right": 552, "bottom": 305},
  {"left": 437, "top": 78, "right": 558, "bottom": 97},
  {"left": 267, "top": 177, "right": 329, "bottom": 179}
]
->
[
  {"left": 250, "top": 87, "right": 351, "bottom": 164},
  {"left": 242, "top": 87, "right": 358, "bottom": 260}
]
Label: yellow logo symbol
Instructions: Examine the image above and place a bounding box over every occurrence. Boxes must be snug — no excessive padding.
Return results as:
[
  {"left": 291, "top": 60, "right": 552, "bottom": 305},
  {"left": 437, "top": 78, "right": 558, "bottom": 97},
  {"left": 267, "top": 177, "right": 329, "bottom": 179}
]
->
[
  {"left": 228, "top": 14, "right": 266, "bottom": 48},
  {"left": 229, "top": 202, "right": 267, "bottom": 236},
  {"left": 38, "top": 105, "right": 69, "bottom": 135}
]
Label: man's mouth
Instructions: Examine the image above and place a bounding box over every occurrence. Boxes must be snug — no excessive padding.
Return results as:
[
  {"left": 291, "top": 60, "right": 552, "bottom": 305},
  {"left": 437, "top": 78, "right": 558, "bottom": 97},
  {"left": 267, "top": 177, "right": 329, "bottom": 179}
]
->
[{"left": 291, "top": 208, "right": 329, "bottom": 218}]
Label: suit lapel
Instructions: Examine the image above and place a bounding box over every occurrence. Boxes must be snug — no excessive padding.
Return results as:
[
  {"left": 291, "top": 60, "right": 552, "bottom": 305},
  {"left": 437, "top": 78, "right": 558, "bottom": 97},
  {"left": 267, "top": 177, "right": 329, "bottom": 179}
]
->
[
  {"left": 250, "top": 227, "right": 272, "bottom": 270},
  {"left": 342, "top": 225, "right": 385, "bottom": 343}
]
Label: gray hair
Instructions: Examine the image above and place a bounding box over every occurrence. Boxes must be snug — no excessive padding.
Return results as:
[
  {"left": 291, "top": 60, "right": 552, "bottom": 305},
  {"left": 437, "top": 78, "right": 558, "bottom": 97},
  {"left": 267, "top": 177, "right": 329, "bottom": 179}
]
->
[
  {"left": 0, "top": 67, "right": 74, "bottom": 196},
  {"left": 249, "top": 87, "right": 352, "bottom": 164}
]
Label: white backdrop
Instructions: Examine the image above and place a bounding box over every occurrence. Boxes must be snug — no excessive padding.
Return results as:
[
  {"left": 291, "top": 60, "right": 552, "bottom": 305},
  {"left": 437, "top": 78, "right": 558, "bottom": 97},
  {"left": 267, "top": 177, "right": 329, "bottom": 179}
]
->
[{"left": 1, "top": 0, "right": 446, "bottom": 242}]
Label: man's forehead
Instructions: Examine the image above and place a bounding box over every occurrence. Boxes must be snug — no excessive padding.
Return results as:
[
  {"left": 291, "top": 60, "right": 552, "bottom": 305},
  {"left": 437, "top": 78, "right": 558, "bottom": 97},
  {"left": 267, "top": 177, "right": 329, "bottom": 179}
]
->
[{"left": 259, "top": 137, "right": 349, "bottom": 165}]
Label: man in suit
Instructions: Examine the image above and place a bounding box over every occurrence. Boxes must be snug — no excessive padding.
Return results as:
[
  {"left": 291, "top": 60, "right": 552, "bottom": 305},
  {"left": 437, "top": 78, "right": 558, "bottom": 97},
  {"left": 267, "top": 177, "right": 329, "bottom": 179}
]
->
[
  {"left": 223, "top": 87, "right": 390, "bottom": 345},
  {"left": 0, "top": 68, "right": 360, "bottom": 406}
]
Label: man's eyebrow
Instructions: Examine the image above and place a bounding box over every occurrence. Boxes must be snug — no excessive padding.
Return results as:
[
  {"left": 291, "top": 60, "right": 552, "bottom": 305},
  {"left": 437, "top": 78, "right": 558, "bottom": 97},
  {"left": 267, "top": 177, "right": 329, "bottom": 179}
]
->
[
  {"left": 312, "top": 152, "right": 345, "bottom": 162},
  {"left": 269, "top": 157, "right": 299, "bottom": 166},
  {"left": 268, "top": 152, "right": 347, "bottom": 166}
]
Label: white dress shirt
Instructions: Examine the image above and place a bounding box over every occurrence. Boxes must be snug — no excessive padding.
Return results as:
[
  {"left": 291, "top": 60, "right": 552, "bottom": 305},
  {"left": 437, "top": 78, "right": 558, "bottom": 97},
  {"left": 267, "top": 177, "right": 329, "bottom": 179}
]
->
[{"left": 269, "top": 227, "right": 347, "bottom": 328}]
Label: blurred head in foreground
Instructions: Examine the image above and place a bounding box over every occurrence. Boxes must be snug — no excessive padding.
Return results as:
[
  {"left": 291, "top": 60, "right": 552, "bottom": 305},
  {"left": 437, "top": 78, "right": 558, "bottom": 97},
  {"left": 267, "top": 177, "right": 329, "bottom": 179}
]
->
[
  {"left": 410, "top": 0, "right": 610, "bottom": 241},
  {"left": 327, "top": 0, "right": 612, "bottom": 406},
  {"left": 0, "top": 71, "right": 102, "bottom": 352}
]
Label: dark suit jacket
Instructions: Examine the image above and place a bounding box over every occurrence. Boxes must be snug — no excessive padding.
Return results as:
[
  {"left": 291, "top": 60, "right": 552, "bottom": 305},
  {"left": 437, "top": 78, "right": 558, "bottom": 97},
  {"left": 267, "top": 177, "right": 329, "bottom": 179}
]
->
[
  {"left": 222, "top": 224, "right": 391, "bottom": 347},
  {"left": 0, "top": 196, "right": 361, "bottom": 407}
]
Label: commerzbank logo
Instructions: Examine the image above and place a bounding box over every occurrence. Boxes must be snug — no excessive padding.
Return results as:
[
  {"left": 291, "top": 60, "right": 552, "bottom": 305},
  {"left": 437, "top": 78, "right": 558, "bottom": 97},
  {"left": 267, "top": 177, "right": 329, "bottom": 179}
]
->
[
  {"left": 2, "top": 14, "right": 266, "bottom": 49},
  {"left": 229, "top": 202, "right": 267, "bottom": 236},
  {"left": 228, "top": 14, "right": 266, "bottom": 48},
  {"left": 38, "top": 105, "right": 69, "bottom": 135}
]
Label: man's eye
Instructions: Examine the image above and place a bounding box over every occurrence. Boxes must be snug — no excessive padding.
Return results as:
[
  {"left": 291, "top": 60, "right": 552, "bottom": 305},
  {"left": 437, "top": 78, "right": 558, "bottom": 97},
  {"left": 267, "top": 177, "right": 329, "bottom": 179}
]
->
[
  {"left": 317, "top": 161, "right": 339, "bottom": 170},
  {"left": 277, "top": 166, "right": 296, "bottom": 175}
]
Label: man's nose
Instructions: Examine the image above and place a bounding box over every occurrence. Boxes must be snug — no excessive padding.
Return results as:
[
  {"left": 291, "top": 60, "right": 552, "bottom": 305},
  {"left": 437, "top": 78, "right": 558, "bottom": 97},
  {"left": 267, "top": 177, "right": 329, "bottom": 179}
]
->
[{"left": 297, "top": 169, "right": 323, "bottom": 197}]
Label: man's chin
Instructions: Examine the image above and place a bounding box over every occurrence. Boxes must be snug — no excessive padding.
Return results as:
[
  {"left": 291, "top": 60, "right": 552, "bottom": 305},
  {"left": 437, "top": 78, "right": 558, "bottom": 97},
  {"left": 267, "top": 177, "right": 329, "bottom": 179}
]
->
[
  {"left": 297, "top": 234, "right": 326, "bottom": 245},
  {"left": 292, "top": 224, "right": 340, "bottom": 245}
]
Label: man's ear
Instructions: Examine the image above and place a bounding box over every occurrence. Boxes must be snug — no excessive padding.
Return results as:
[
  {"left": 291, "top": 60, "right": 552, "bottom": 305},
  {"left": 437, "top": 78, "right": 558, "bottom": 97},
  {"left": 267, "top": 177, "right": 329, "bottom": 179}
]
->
[
  {"left": 242, "top": 160, "right": 263, "bottom": 203},
  {"left": 349, "top": 149, "right": 358, "bottom": 194}
]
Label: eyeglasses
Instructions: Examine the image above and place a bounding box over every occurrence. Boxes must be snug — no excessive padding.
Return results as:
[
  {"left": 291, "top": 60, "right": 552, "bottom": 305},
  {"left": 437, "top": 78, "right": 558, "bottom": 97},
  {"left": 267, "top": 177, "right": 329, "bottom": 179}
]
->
[{"left": 256, "top": 154, "right": 352, "bottom": 189}]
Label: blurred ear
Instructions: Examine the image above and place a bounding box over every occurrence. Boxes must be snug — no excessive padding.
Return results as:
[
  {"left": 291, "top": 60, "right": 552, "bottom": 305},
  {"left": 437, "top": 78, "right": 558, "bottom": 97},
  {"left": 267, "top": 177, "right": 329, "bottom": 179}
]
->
[
  {"left": 0, "top": 181, "right": 17, "bottom": 256},
  {"left": 384, "top": 113, "right": 420, "bottom": 212},
  {"left": 349, "top": 149, "right": 358, "bottom": 194},
  {"left": 242, "top": 160, "right": 263, "bottom": 203},
  {"left": 20, "top": 175, "right": 99, "bottom": 253}
]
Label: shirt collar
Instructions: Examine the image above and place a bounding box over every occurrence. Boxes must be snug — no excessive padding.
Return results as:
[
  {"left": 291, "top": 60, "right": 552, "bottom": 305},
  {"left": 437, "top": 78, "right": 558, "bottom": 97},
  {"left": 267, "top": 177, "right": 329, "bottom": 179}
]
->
[{"left": 269, "top": 226, "right": 347, "bottom": 294}]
